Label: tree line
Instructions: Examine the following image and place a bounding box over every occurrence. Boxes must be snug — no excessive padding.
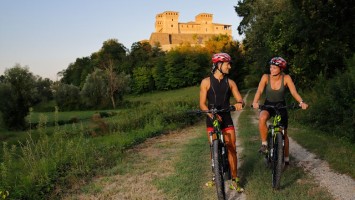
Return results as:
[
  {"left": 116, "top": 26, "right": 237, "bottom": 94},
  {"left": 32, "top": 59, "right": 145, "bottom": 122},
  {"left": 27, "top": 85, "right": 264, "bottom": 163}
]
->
[
  {"left": 1, "top": 0, "right": 354, "bottom": 141},
  {"left": 235, "top": 0, "right": 354, "bottom": 141},
  {"left": 0, "top": 35, "right": 245, "bottom": 130}
]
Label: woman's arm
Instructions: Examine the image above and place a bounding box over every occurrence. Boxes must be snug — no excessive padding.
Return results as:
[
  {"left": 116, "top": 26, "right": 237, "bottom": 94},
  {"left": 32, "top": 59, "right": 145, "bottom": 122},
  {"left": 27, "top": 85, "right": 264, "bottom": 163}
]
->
[
  {"left": 252, "top": 74, "right": 267, "bottom": 108},
  {"left": 285, "top": 75, "right": 309, "bottom": 109}
]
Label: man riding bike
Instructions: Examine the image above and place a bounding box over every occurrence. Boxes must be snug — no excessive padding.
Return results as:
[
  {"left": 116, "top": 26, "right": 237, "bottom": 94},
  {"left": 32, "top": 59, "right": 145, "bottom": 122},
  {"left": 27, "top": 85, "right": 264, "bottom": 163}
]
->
[{"left": 200, "top": 52, "right": 244, "bottom": 192}]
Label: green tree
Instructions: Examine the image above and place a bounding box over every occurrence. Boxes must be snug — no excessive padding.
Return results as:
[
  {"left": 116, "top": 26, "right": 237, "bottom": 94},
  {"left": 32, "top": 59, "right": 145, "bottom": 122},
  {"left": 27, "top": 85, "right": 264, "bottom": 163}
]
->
[
  {"left": 130, "top": 41, "right": 166, "bottom": 93},
  {"left": 132, "top": 66, "right": 154, "bottom": 93},
  {"left": 80, "top": 68, "right": 130, "bottom": 109},
  {"left": 204, "top": 34, "right": 233, "bottom": 54},
  {"left": 152, "top": 57, "right": 168, "bottom": 90},
  {"left": 114, "top": 72, "right": 131, "bottom": 103},
  {"left": 59, "top": 56, "right": 93, "bottom": 88},
  {"left": 80, "top": 69, "right": 108, "bottom": 109},
  {"left": 104, "top": 59, "right": 131, "bottom": 108},
  {"left": 34, "top": 77, "right": 53, "bottom": 103},
  {"left": 93, "top": 39, "right": 128, "bottom": 72},
  {"left": 0, "top": 65, "right": 37, "bottom": 129},
  {"left": 165, "top": 50, "right": 187, "bottom": 89},
  {"left": 53, "top": 83, "right": 81, "bottom": 111},
  {"left": 235, "top": 0, "right": 355, "bottom": 88}
]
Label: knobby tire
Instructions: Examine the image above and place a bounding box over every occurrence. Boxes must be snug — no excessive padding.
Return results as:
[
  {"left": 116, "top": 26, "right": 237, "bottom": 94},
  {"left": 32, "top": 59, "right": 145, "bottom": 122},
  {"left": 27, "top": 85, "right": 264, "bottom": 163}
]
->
[
  {"left": 272, "top": 132, "right": 284, "bottom": 189},
  {"left": 212, "top": 139, "right": 226, "bottom": 200}
]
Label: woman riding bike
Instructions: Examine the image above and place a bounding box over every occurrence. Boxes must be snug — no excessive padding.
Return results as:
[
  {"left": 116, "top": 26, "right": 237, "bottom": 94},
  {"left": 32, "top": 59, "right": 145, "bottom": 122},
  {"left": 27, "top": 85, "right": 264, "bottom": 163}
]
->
[
  {"left": 252, "top": 57, "right": 309, "bottom": 166},
  {"left": 200, "top": 52, "right": 244, "bottom": 192}
]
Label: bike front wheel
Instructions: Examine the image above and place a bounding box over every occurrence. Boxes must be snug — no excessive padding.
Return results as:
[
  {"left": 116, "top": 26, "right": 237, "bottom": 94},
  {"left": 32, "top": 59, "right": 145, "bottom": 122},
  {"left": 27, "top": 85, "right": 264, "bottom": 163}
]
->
[
  {"left": 272, "top": 131, "right": 284, "bottom": 189},
  {"left": 212, "top": 139, "right": 226, "bottom": 200}
]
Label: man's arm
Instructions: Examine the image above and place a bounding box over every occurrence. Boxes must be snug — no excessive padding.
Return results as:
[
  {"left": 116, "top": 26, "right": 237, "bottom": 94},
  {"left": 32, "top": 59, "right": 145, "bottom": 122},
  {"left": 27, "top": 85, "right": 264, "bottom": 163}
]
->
[
  {"left": 229, "top": 79, "right": 243, "bottom": 110},
  {"left": 199, "top": 78, "right": 209, "bottom": 110}
]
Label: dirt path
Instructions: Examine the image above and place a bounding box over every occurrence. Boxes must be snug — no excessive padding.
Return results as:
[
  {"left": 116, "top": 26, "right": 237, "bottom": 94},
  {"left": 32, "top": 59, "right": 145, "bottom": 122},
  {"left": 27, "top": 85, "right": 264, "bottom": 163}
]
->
[
  {"left": 289, "top": 138, "right": 355, "bottom": 200},
  {"left": 64, "top": 92, "right": 250, "bottom": 200},
  {"left": 63, "top": 125, "right": 202, "bottom": 200},
  {"left": 224, "top": 90, "right": 250, "bottom": 200}
]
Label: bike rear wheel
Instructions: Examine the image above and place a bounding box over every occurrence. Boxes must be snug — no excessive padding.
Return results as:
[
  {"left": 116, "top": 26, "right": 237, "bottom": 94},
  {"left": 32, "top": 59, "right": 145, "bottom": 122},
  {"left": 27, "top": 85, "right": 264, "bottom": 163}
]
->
[
  {"left": 212, "top": 139, "right": 226, "bottom": 200},
  {"left": 272, "top": 132, "right": 284, "bottom": 189}
]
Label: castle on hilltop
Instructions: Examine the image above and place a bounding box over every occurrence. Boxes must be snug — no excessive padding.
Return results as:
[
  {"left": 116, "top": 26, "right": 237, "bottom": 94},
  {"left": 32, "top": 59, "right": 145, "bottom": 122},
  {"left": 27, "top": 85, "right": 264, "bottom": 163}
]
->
[{"left": 149, "top": 11, "right": 232, "bottom": 51}]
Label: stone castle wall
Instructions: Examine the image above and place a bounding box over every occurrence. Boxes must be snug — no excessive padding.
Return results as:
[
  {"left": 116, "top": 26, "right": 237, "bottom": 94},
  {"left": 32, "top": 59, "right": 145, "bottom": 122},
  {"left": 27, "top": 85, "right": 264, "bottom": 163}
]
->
[{"left": 149, "top": 11, "right": 232, "bottom": 51}]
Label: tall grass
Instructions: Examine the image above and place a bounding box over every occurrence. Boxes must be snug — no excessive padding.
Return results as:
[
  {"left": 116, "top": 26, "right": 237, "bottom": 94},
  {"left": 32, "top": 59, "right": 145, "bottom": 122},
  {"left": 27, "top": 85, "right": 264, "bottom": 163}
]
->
[{"left": 0, "top": 86, "right": 201, "bottom": 199}]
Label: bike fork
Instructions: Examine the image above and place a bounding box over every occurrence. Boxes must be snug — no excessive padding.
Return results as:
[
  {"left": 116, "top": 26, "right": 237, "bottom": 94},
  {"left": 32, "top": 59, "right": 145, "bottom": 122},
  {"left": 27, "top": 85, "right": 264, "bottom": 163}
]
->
[{"left": 209, "top": 132, "right": 214, "bottom": 169}]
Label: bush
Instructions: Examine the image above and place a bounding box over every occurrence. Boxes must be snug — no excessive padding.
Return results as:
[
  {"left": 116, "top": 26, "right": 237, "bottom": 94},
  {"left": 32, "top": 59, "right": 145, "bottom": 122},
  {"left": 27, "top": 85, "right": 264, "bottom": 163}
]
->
[{"left": 297, "top": 55, "right": 355, "bottom": 142}]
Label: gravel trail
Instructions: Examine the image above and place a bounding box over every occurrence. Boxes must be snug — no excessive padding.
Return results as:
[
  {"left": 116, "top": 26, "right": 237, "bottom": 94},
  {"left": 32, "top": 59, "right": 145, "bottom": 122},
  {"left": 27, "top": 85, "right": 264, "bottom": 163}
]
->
[{"left": 289, "top": 137, "right": 355, "bottom": 200}]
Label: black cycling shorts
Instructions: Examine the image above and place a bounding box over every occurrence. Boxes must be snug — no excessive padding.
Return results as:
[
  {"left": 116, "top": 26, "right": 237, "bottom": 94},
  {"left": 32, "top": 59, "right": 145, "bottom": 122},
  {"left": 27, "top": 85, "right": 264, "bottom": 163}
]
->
[
  {"left": 262, "top": 100, "right": 288, "bottom": 129},
  {"left": 206, "top": 112, "right": 234, "bottom": 131}
]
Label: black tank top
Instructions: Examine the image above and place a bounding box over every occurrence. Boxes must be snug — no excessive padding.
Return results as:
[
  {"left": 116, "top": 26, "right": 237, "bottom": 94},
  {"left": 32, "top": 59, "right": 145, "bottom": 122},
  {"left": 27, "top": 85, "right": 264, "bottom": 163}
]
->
[{"left": 207, "top": 74, "right": 231, "bottom": 109}]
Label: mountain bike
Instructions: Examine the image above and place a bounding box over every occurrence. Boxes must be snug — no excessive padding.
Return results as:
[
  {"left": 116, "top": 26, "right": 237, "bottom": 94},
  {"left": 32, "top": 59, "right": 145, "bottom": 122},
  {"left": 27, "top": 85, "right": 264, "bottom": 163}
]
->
[
  {"left": 257, "top": 103, "right": 299, "bottom": 189},
  {"left": 191, "top": 105, "right": 237, "bottom": 200}
]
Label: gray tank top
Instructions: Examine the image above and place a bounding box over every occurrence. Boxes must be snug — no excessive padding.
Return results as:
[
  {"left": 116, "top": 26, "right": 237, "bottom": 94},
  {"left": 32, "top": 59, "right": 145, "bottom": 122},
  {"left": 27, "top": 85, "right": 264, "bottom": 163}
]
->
[{"left": 265, "top": 75, "right": 285, "bottom": 102}]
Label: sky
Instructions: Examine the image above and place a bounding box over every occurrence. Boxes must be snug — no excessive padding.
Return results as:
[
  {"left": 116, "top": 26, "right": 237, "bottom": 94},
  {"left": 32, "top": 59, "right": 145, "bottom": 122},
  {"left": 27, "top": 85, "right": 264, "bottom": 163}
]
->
[{"left": 0, "top": 0, "right": 244, "bottom": 80}]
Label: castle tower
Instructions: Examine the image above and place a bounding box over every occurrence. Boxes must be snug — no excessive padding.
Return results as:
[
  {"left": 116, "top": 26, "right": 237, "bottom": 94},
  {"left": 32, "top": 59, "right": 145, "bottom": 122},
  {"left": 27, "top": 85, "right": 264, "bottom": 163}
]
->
[
  {"left": 155, "top": 11, "right": 179, "bottom": 34},
  {"left": 195, "top": 13, "right": 213, "bottom": 33}
]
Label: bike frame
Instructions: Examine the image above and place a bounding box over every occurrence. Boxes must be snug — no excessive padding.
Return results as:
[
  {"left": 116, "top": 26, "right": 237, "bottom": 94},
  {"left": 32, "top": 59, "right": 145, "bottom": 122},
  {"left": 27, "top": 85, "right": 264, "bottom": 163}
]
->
[
  {"left": 190, "top": 106, "right": 236, "bottom": 199},
  {"left": 268, "top": 112, "right": 285, "bottom": 161},
  {"left": 260, "top": 103, "right": 299, "bottom": 189},
  {"left": 209, "top": 116, "right": 230, "bottom": 180}
]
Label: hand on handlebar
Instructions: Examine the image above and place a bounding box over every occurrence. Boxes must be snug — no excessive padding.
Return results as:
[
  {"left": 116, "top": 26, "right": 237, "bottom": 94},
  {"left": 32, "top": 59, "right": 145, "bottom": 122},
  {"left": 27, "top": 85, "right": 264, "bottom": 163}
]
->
[
  {"left": 233, "top": 103, "right": 243, "bottom": 111},
  {"left": 299, "top": 102, "right": 309, "bottom": 110},
  {"left": 207, "top": 113, "right": 222, "bottom": 121},
  {"left": 251, "top": 102, "right": 259, "bottom": 109}
]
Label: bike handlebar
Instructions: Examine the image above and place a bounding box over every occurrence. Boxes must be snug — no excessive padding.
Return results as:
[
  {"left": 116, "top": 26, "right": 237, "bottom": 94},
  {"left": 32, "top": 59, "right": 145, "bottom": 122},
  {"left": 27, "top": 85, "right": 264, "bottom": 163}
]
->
[
  {"left": 189, "top": 105, "right": 237, "bottom": 115},
  {"left": 250, "top": 103, "right": 301, "bottom": 110}
]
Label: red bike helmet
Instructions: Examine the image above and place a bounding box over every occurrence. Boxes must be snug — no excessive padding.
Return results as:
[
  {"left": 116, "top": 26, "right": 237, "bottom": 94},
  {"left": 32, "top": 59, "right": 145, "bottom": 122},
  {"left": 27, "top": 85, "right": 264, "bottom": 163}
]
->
[
  {"left": 270, "top": 57, "right": 287, "bottom": 69},
  {"left": 211, "top": 53, "right": 231, "bottom": 73},
  {"left": 212, "top": 53, "right": 231, "bottom": 63}
]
